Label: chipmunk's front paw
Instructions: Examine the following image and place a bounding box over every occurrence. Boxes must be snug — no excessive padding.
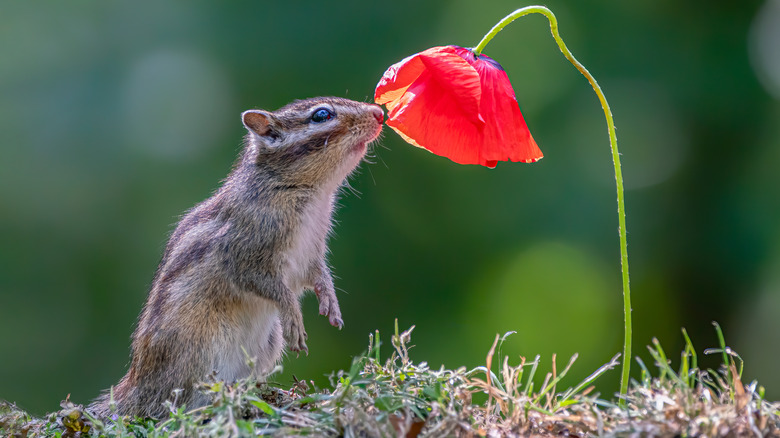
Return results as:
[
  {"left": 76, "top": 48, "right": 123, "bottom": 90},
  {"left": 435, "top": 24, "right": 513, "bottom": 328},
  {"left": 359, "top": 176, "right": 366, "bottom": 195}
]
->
[
  {"left": 315, "top": 283, "right": 343, "bottom": 330},
  {"left": 282, "top": 309, "right": 308, "bottom": 355}
]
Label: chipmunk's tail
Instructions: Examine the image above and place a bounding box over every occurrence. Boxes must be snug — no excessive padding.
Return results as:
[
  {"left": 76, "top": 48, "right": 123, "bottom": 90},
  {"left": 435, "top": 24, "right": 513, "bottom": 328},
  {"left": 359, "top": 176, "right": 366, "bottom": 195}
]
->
[
  {"left": 87, "top": 375, "right": 204, "bottom": 419},
  {"left": 87, "top": 387, "right": 116, "bottom": 419},
  {"left": 87, "top": 377, "right": 136, "bottom": 419}
]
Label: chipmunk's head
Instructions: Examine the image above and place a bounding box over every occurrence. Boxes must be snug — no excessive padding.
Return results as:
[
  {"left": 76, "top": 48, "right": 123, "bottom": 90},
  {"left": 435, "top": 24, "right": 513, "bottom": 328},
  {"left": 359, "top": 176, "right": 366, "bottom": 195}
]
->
[{"left": 241, "top": 97, "right": 383, "bottom": 189}]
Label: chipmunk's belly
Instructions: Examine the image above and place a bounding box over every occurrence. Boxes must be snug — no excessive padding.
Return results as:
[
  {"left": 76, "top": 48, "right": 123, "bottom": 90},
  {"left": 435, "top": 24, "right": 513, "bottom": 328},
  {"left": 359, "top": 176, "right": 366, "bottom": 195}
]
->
[
  {"left": 212, "top": 294, "right": 283, "bottom": 382},
  {"left": 283, "top": 192, "right": 333, "bottom": 293}
]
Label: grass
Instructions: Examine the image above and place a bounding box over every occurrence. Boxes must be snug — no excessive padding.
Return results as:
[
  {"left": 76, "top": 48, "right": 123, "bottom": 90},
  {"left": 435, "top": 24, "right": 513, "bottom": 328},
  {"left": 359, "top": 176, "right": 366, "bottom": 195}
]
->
[{"left": 2, "top": 321, "right": 779, "bottom": 437}]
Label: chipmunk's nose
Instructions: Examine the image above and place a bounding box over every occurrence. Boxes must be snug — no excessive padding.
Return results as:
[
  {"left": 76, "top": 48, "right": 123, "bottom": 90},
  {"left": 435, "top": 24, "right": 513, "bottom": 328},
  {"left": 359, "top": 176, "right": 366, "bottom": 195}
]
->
[{"left": 370, "top": 105, "right": 384, "bottom": 124}]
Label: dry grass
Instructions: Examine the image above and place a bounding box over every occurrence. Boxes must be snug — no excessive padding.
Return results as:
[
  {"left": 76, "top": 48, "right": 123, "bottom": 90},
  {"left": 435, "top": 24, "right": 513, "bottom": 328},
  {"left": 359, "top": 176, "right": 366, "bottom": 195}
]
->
[{"left": 2, "top": 322, "right": 779, "bottom": 437}]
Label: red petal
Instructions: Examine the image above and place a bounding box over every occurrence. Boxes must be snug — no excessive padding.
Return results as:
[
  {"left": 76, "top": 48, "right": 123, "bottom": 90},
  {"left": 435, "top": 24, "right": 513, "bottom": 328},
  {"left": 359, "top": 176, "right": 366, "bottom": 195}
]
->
[
  {"left": 387, "top": 68, "right": 485, "bottom": 165},
  {"left": 417, "top": 47, "right": 483, "bottom": 127},
  {"left": 375, "top": 52, "right": 426, "bottom": 113},
  {"left": 375, "top": 46, "right": 542, "bottom": 167},
  {"left": 376, "top": 46, "right": 483, "bottom": 128},
  {"left": 454, "top": 47, "right": 542, "bottom": 164},
  {"left": 472, "top": 55, "right": 542, "bottom": 164}
]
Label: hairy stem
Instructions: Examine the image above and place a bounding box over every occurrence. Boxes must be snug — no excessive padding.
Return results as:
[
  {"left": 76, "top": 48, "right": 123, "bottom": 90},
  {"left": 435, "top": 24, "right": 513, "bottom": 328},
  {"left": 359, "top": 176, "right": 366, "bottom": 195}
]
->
[{"left": 474, "top": 6, "right": 632, "bottom": 406}]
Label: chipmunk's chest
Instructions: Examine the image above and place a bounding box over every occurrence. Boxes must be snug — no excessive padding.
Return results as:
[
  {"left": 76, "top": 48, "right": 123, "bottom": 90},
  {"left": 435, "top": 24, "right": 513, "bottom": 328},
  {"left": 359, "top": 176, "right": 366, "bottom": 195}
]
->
[{"left": 282, "top": 191, "right": 334, "bottom": 292}]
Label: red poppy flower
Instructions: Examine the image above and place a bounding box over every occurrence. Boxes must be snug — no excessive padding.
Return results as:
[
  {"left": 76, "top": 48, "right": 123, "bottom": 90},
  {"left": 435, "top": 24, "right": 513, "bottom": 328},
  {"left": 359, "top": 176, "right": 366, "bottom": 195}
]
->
[{"left": 375, "top": 45, "right": 542, "bottom": 167}]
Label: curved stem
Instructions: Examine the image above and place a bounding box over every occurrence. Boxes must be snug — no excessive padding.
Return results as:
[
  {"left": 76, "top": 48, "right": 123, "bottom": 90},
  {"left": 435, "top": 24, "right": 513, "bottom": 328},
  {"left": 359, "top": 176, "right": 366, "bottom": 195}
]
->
[{"left": 475, "top": 6, "right": 632, "bottom": 406}]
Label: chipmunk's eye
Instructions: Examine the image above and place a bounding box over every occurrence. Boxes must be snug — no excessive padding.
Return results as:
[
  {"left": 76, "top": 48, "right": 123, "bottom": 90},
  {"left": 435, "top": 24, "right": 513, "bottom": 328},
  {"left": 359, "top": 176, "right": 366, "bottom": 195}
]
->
[{"left": 311, "top": 108, "right": 334, "bottom": 123}]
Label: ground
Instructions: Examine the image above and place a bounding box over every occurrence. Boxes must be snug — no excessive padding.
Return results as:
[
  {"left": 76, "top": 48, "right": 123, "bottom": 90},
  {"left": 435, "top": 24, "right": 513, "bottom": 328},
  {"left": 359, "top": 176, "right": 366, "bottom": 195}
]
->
[{"left": 2, "top": 324, "right": 779, "bottom": 437}]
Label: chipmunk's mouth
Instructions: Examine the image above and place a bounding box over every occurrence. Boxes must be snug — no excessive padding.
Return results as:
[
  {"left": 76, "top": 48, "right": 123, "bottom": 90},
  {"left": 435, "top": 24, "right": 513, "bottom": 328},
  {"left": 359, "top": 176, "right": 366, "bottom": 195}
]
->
[
  {"left": 352, "top": 120, "right": 383, "bottom": 154},
  {"left": 352, "top": 141, "right": 368, "bottom": 155}
]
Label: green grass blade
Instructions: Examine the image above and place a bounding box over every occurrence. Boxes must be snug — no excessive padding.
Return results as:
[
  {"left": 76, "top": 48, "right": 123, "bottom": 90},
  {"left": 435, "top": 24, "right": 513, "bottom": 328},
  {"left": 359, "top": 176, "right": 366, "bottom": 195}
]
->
[
  {"left": 558, "top": 353, "right": 620, "bottom": 408},
  {"left": 523, "top": 355, "right": 541, "bottom": 396}
]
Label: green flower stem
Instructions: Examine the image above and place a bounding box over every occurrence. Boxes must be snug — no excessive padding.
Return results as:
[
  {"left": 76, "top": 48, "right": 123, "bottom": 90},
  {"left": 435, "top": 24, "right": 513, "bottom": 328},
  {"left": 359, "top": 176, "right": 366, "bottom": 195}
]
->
[{"left": 474, "top": 6, "right": 632, "bottom": 406}]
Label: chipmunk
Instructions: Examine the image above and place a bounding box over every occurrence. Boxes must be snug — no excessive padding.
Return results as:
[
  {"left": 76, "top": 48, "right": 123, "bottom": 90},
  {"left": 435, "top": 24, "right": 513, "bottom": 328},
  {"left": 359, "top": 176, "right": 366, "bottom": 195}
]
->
[{"left": 90, "top": 97, "right": 384, "bottom": 418}]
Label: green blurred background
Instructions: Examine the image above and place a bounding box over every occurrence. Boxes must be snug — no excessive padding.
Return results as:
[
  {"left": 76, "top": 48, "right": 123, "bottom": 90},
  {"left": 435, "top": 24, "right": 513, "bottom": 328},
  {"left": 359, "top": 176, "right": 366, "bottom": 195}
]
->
[{"left": 2, "top": 0, "right": 779, "bottom": 415}]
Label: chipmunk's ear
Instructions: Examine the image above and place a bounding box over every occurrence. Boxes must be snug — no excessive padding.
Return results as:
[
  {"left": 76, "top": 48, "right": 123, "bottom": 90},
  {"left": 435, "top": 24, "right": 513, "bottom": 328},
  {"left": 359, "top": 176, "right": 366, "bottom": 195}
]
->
[{"left": 242, "top": 110, "right": 282, "bottom": 142}]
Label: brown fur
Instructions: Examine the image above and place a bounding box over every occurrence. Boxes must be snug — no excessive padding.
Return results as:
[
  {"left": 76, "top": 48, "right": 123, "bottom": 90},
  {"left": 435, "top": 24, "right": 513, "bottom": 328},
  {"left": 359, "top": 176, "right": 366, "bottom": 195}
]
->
[{"left": 90, "top": 97, "right": 384, "bottom": 418}]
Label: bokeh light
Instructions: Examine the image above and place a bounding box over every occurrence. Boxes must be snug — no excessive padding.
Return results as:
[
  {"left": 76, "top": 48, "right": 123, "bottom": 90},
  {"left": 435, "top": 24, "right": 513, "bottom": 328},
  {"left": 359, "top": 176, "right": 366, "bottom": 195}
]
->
[
  {"left": 121, "top": 49, "right": 233, "bottom": 161},
  {"left": 461, "top": 241, "right": 619, "bottom": 363},
  {"left": 750, "top": 0, "right": 780, "bottom": 99}
]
